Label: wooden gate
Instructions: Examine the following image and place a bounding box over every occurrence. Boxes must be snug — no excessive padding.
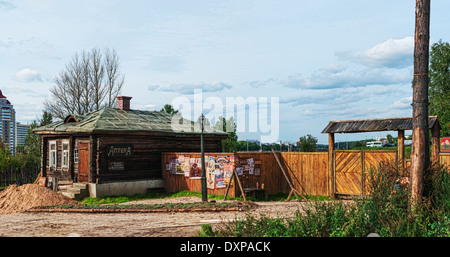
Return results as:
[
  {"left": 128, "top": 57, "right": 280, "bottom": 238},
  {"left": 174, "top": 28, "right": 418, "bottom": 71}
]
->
[
  {"left": 334, "top": 150, "right": 397, "bottom": 196},
  {"left": 335, "top": 151, "right": 363, "bottom": 195}
]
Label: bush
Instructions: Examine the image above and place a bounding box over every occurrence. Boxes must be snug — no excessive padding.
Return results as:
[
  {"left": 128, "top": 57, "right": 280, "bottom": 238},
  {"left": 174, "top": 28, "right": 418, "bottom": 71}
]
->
[{"left": 198, "top": 163, "right": 450, "bottom": 237}]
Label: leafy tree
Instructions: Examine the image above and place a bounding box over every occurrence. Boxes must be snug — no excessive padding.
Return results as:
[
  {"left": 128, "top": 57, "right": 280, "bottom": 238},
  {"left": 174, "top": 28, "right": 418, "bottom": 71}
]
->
[
  {"left": 428, "top": 40, "right": 450, "bottom": 136},
  {"left": 298, "top": 134, "right": 318, "bottom": 152},
  {"left": 214, "top": 116, "right": 238, "bottom": 153},
  {"left": 160, "top": 104, "right": 179, "bottom": 115}
]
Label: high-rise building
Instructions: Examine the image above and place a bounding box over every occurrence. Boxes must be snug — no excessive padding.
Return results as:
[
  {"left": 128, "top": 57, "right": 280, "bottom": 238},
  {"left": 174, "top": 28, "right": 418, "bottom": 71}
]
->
[
  {"left": 0, "top": 90, "right": 16, "bottom": 153},
  {"left": 16, "top": 123, "right": 30, "bottom": 147}
]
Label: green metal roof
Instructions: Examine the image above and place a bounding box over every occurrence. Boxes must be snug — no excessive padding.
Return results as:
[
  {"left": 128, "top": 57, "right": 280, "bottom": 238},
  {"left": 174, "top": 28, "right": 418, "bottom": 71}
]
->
[{"left": 33, "top": 107, "right": 228, "bottom": 136}]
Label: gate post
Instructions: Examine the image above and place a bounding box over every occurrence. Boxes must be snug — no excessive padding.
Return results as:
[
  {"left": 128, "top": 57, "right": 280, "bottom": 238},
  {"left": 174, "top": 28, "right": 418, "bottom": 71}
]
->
[
  {"left": 328, "top": 133, "right": 335, "bottom": 198},
  {"left": 398, "top": 130, "right": 405, "bottom": 170}
]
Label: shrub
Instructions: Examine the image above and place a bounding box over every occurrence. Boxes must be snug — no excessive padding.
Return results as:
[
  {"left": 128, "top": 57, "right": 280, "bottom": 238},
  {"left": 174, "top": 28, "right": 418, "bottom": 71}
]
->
[{"left": 198, "top": 163, "right": 450, "bottom": 237}]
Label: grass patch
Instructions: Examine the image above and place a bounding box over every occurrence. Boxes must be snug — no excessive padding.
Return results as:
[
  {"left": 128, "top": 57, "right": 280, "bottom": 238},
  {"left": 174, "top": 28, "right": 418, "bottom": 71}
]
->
[
  {"left": 80, "top": 190, "right": 330, "bottom": 205},
  {"left": 32, "top": 201, "right": 248, "bottom": 211},
  {"left": 80, "top": 190, "right": 247, "bottom": 205}
]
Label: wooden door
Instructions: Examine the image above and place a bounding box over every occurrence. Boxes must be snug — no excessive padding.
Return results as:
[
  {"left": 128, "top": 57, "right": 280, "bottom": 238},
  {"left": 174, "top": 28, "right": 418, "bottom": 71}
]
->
[{"left": 78, "top": 142, "right": 90, "bottom": 182}]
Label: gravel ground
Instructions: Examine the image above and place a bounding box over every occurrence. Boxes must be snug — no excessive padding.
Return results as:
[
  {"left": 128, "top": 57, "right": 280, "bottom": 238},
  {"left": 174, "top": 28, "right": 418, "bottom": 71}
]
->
[{"left": 0, "top": 197, "right": 308, "bottom": 237}]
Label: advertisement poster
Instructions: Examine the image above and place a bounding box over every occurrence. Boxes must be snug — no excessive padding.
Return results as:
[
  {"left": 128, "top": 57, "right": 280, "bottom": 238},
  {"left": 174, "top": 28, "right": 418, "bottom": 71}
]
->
[
  {"left": 254, "top": 167, "right": 261, "bottom": 176},
  {"left": 236, "top": 167, "right": 243, "bottom": 176},
  {"left": 441, "top": 138, "right": 450, "bottom": 152},
  {"left": 248, "top": 158, "right": 254, "bottom": 175},
  {"left": 176, "top": 158, "right": 183, "bottom": 175},
  {"left": 183, "top": 157, "right": 190, "bottom": 177},
  {"left": 169, "top": 158, "right": 177, "bottom": 174},
  {"left": 223, "top": 163, "right": 233, "bottom": 184},
  {"left": 215, "top": 168, "right": 225, "bottom": 188},
  {"left": 207, "top": 156, "right": 216, "bottom": 189},
  {"left": 189, "top": 158, "right": 202, "bottom": 179}
]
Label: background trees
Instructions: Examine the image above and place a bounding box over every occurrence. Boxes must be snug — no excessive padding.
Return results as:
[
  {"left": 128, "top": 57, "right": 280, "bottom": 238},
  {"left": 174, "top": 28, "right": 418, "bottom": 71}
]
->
[
  {"left": 298, "top": 134, "right": 318, "bottom": 152},
  {"left": 44, "top": 48, "right": 125, "bottom": 120},
  {"left": 428, "top": 40, "right": 450, "bottom": 136}
]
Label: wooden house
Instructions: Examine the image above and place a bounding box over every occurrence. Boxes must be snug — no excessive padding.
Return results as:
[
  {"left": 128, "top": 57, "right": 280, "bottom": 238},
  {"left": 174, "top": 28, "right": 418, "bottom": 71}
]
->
[{"left": 33, "top": 96, "right": 227, "bottom": 197}]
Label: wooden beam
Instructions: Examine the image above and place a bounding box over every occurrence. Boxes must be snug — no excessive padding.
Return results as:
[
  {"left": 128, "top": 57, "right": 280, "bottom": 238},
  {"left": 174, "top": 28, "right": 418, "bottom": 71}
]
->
[
  {"left": 431, "top": 123, "right": 440, "bottom": 165},
  {"left": 328, "top": 133, "right": 335, "bottom": 198},
  {"left": 398, "top": 130, "right": 405, "bottom": 170}
]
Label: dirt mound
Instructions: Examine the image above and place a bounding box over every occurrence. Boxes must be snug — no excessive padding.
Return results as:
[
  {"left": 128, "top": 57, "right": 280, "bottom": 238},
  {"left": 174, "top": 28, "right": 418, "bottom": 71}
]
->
[{"left": 0, "top": 184, "right": 81, "bottom": 214}]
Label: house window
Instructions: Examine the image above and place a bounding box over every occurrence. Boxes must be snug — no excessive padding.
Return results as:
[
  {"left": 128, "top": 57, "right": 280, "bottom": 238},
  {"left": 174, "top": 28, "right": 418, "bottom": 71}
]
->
[
  {"left": 74, "top": 148, "right": 79, "bottom": 164},
  {"left": 62, "top": 141, "right": 69, "bottom": 168},
  {"left": 49, "top": 141, "right": 57, "bottom": 168}
]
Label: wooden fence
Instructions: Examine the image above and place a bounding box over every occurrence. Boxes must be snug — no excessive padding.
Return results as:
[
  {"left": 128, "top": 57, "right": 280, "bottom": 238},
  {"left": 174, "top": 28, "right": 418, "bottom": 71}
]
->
[
  {"left": 162, "top": 151, "right": 450, "bottom": 198},
  {"left": 0, "top": 166, "right": 40, "bottom": 188},
  {"left": 440, "top": 153, "right": 450, "bottom": 168},
  {"left": 162, "top": 152, "right": 329, "bottom": 197}
]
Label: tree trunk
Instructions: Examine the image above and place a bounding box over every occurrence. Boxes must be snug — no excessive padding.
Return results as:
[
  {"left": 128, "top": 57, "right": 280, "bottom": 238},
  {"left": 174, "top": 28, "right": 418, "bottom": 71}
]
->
[{"left": 410, "top": 0, "right": 431, "bottom": 205}]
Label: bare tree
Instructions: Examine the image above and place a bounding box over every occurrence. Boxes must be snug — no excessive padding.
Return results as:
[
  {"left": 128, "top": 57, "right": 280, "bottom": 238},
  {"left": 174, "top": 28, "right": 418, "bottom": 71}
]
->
[{"left": 45, "top": 48, "right": 125, "bottom": 119}]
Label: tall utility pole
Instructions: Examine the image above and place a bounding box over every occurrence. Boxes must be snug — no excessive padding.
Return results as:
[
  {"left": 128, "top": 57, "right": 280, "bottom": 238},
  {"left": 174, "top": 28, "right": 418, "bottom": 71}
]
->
[{"left": 410, "top": 0, "right": 431, "bottom": 204}]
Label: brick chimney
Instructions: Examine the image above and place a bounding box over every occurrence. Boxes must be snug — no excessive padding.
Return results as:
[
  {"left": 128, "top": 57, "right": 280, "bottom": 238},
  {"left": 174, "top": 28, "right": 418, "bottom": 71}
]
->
[{"left": 116, "top": 96, "right": 132, "bottom": 111}]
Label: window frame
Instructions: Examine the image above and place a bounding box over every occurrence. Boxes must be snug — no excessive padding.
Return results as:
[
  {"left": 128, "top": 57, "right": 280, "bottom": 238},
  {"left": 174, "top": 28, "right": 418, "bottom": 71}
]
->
[
  {"left": 61, "top": 141, "right": 70, "bottom": 169},
  {"left": 49, "top": 141, "right": 57, "bottom": 168}
]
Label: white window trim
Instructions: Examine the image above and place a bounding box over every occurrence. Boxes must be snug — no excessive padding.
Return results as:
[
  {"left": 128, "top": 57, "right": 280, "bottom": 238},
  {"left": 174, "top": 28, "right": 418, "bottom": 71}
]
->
[
  {"left": 62, "top": 141, "right": 70, "bottom": 169},
  {"left": 49, "top": 141, "right": 57, "bottom": 168}
]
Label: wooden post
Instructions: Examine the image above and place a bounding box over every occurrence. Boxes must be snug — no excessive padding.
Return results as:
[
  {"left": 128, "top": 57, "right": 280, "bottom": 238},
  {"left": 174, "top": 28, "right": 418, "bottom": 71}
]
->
[
  {"left": 233, "top": 169, "right": 246, "bottom": 202},
  {"left": 223, "top": 169, "right": 235, "bottom": 200},
  {"left": 398, "top": 130, "right": 405, "bottom": 170},
  {"left": 410, "top": 0, "right": 431, "bottom": 204},
  {"left": 431, "top": 122, "right": 440, "bottom": 165},
  {"left": 41, "top": 136, "right": 48, "bottom": 178},
  {"left": 271, "top": 149, "right": 307, "bottom": 201},
  {"left": 328, "top": 133, "right": 335, "bottom": 198}
]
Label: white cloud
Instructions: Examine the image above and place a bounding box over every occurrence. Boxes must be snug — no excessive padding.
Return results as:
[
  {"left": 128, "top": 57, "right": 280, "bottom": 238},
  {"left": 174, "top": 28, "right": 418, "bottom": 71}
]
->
[
  {"left": 337, "top": 37, "right": 414, "bottom": 69},
  {"left": 15, "top": 68, "right": 42, "bottom": 82},
  {"left": 389, "top": 97, "right": 412, "bottom": 110},
  {"left": 148, "top": 81, "right": 232, "bottom": 94}
]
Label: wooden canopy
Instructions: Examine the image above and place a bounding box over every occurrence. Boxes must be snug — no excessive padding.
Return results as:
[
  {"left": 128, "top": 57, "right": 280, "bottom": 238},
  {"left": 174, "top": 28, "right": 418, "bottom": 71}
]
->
[
  {"left": 322, "top": 116, "right": 439, "bottom": 134},
  {"left": 322, "top": 116, "right": 441, "bottom": 198}
]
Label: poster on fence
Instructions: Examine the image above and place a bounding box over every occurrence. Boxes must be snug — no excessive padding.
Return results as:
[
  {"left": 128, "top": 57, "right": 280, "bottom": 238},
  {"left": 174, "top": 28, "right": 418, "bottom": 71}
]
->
[
  {"left": 169, "top": 158, "right": 177, "bottom": 174},
  {"left": 183, "top": 157, "right": 190, "bottom": 177},
  {"left": 207, "top": 156, "right": 216, "bottom": 189},
  {"left": 441, "top": 138, "right": 450, "bottom": 152},
  {"left": 236, "top": 167, "right": 243, "bottom": 176},
  {"left": 247, "top": 158, "right": 254, "bottom": 175},
  {"left": 189, "top": 158, "right": 202, "bottom": 179},
  {"left": 215, "top": 168, "right": 225, "bottom": 188},
  {"left": 223, "top": 163, "right": 233, "bottom": 184}
]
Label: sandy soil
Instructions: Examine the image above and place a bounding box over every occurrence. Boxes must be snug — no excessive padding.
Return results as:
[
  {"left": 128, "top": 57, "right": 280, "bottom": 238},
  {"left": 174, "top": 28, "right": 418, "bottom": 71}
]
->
[{"left": 0, "top": 196, "right": 308, "bottom": 237}]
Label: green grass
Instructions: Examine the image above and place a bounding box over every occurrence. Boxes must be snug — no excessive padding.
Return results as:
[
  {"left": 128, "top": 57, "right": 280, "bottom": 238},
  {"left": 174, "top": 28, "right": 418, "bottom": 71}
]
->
[
  {"left": 80, "top": 190, "right": 332, "bottom": 205},
  {"left": 32, "top": 201, "right": 244, "bottom": 210},
  {"left": 80, "top": 190, "right": 246, "bottom": 205}
]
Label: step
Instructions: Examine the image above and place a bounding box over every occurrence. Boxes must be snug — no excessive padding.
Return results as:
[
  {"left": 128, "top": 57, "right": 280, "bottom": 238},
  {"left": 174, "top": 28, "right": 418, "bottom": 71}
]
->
[
  {"left": 58, "top": 180, "right": 73, "bottom": 186},
  {"left": 72, "top": 183, "right": 88, "bottom": 189},
  {"left": 62, "top": 183, "right": 89, "bottom": 200},
  {"left": 61, "top": 192, "right": 77, "bottom": 199},
  {"left": 58, "top": 185, "right": 72, "bottom": 192}
]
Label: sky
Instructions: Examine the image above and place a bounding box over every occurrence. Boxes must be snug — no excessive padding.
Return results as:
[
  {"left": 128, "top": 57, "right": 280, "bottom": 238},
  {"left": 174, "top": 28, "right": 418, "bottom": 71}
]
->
[{"left": 0, "top": 0, "right": 449, "bottom": 144}]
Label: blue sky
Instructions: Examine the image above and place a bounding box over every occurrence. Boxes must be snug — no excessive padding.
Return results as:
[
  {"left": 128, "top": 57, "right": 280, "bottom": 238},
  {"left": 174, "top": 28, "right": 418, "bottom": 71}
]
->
[{"left": 0, "top": 0, "right": 449, "bottom": 144}]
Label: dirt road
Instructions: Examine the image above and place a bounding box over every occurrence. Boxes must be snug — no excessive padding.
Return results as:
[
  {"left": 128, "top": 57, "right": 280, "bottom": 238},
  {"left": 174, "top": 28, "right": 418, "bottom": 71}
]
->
[{"left": 0, "top": 197, "right": 308, "bottom": 237}]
